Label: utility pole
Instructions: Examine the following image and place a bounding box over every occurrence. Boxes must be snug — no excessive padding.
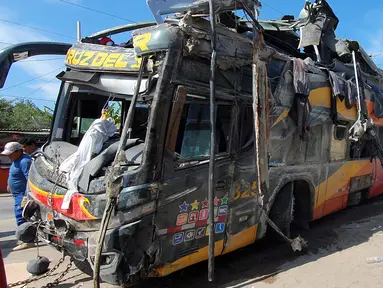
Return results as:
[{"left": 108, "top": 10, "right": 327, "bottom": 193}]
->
[{"left": 77, "top": 21, "right": 81, "bottom": 41}]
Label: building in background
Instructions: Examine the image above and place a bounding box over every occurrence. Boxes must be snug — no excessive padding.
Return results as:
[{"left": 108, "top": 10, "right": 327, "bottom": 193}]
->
[{"left": 0, "top": 129, "right": 49, "bottom": 193}]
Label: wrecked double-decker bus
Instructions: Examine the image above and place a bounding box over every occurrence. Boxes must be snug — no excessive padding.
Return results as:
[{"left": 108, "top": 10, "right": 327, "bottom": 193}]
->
[{"left": 2, "top": 0, "right": 383, "bottom": 286}]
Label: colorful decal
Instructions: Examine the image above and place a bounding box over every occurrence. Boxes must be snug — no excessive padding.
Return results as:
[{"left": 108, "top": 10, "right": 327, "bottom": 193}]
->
[
  {"left": 176, "top": 213, "right": 188, "bottom": 226},
  {"left": 234, "top": 180, "right": 257, "bottom": 200},
  {"left": 179, "top": 201, "right": 189, "bottom": 213},
  {"left": 173, "top": 232, "right": 184, "bottom": 245},
  {"left": 188, "top": 211, "right": 198, "bottom": 223},
  {"left": 133, "top": 33, "right": 152, "bottom": 51},
  {"left": 201, "top": 199, "right": 209, "bottom": 209},
  {"left": 220, "top": 195, "right": 229, "bottom": 205},
  {"left": 65, "top": 48, "right": 139, "bottom": 70},
  {"left": 168, "top": 197, "right": 231, "bottom": 244},
  {"left": 184, "top": 230, "right": 195, "bottom": 242},
  {"left": 215, "top": 223, "right": 225, "bottom": 234},
  {"left": 28, "top": 180, "right": 96, "bottom": 221},
  {"left": 218, "top": 205, "right": 228, "bottom": 216},
  {"left": 195, "top": 227, "right": 206, "bottom": 239},
  {"left": 191, "top": 200, "right": 199, "bottom": 210},
  {"left": 199, "top": 209, "right": 209, "bottom": 221}
]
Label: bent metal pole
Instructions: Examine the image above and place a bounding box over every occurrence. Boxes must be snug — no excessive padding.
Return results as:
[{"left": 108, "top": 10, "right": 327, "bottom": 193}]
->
[
  {"left": 93, "top": 57, "right": 147, "bottom": 288},
  {"left": 208, "top": 0, "right": 217, "bottom": 282}
]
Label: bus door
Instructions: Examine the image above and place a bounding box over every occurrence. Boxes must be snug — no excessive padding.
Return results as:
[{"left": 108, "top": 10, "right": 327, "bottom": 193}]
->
[
  {"left": 221, "top": 104, "right": 259, "bottom": 254},
  {"left": 156, "top": 86, "right": 234, "bottom": 269}
]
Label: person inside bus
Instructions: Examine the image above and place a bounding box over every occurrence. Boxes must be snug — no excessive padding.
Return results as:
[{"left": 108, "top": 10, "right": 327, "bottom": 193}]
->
[
  {"left": 19, "top": 137, "right": 41, "bottom": 156},
  {"left": 1, "top": 142, "right": 35, "bottom": 251}
]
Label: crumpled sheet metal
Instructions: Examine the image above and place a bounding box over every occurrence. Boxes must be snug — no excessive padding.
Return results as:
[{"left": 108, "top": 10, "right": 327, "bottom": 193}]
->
[{"left": 180, "top": 14, "right": 254, "bottom": 70}]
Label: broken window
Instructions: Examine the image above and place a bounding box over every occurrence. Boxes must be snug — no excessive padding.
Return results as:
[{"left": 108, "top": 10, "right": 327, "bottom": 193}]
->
[
  {"left": 69, "top": 97, "right": 123, "bottom": 145},
  {"left": 175, "top": 102, "right": 232, "bottom": 160},
  {"left": 350, "top": 138, "right": 374, "bottom": 159},
  {"left": 267, "top": 58, "right": 286, "bottom": 94},
  {"left": 239, "top": 105, "right": 254, "bottom": 153},
  {"left": 64, "top": 92, "right": 149, "bottom": 146}
]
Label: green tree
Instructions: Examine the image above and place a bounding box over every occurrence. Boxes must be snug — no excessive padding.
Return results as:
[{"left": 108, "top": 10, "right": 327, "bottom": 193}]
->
[
  {"left": 108, "top": 102, "right": 122, "bottom": 129},
  {"left": 0, "top": 98, "right": 53, "bottom": 130},
  {"left": 0, "top": 99, "right": 13, "bottom": 129}
]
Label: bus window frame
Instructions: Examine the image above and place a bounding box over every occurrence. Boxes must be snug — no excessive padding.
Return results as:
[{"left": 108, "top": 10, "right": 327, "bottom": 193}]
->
[{"left": 165, "top": 86, "right": 234, "bottom": 168}]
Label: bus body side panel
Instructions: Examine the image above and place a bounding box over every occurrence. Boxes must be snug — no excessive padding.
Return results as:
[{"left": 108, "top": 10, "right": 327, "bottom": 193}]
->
[{"left": 321, "top": 160, "right": 372, "bottom": 217}]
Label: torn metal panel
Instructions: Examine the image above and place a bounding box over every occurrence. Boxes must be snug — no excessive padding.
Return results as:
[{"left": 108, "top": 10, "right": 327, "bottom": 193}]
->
[
  {"left": 298, "top": 0, "right": 338, "bottom": 49},
  {"left": 147, "top": 0, "right": 261, "bottom": 23},
  {"left": 180, "top": 16, "right": 254, "bottom": 69}
]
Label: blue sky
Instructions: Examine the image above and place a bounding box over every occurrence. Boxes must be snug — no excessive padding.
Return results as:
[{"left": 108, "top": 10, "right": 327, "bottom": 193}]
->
[{"left": 1, "top": 0, "right": 383, "bottom": 109}]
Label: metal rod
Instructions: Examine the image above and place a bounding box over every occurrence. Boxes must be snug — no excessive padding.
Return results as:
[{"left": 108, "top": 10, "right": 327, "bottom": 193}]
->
[
  {"left": 93, "top": 197, "right": 114, "bottom": 288},
  {"left": 93, "top": 57, "right": 146, "bottom": 288},
  {"left": 77, "top": 21, "right": 81, "bottom": 41},
  {"left": 352, "top": 51, "right": 362, "bottom": 121},
  {"left": 208, "top": 0, "right": 216, "bottom": 282},
  {"left": 117, "top": 57, "right": 146, "bottom": 155}
]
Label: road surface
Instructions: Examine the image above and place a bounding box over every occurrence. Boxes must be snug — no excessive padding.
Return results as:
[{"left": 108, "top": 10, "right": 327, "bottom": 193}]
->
[
  {"left": 0, "top": 193, "right": 14, "bottom": 220},
  {"left": 2, "top": 193, "right": 383, "bottom": 287}
]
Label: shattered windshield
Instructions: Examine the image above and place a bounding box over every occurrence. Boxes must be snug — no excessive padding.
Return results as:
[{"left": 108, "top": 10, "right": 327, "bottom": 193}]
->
[{"left": 47, "top": 83, "right": 150, "bottom": 168}]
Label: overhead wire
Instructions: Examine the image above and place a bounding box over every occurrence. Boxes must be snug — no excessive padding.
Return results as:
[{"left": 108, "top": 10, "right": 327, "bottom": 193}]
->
[
  {"left": 0, "top": 18, "right": 76, "bottom": 40},
  {"left": 261, "top": 2, "right": 286, "bottom": 17},
  {"left": 57, "top": 0, "right": 136, "bottom": 23},
  {"left": 0, "top": 94, "right": 56, "bottom": 102},
  {"left": 1, "top": 66, "right": 64, "bottom": 92},
  {"left": 27, "top": 77, "right": 58, "bottom": 97},
  {"left": 0, "top": 41, "right": 14, "bottom": 45}
]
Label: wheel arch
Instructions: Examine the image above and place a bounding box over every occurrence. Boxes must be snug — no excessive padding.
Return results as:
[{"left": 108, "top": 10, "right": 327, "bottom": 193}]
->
[{"left": 257, "top": 175, "right": 316, "bottom": 240}]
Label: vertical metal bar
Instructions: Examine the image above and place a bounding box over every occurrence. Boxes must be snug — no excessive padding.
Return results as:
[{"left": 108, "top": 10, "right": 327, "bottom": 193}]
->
[
  {"left": 208, "top": 0, "right": 216, "bottom": 282},
  {"left": 93, "top": 57, "right": 147, "bottom": 288},
  {"left": 352, "top": 51, "right": 362, "bottom": 122},
  {"left": 117, "top": 56, "right": 146, "bottom": 153},
  {"left": 252, "top": 6, "right": 269, "bottom": 206},
  {"left": 77, "top": 21, "right": 81, "bottom": 41}
]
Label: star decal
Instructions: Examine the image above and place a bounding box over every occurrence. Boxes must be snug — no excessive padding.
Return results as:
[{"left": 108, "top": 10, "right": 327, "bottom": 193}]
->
[
  {"left": 214, "top": 196, "right": 220, "bottom": 206},
  {"left": 191, "top": 200, "right": 199, "bottom": 211},
  {"left": 179, "top": 201, "right": 189, "bottom": 213},
  {"left": 220, "top": 195, "right": 229, "bottom": 205},
  {"left": 201, "top": 198, "right": 209, "bottom": 209}
]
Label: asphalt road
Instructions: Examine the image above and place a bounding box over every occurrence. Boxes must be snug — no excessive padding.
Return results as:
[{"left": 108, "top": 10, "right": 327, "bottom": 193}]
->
[{"left": 0, "top": 194, "right": 14, "bottom": 221}]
